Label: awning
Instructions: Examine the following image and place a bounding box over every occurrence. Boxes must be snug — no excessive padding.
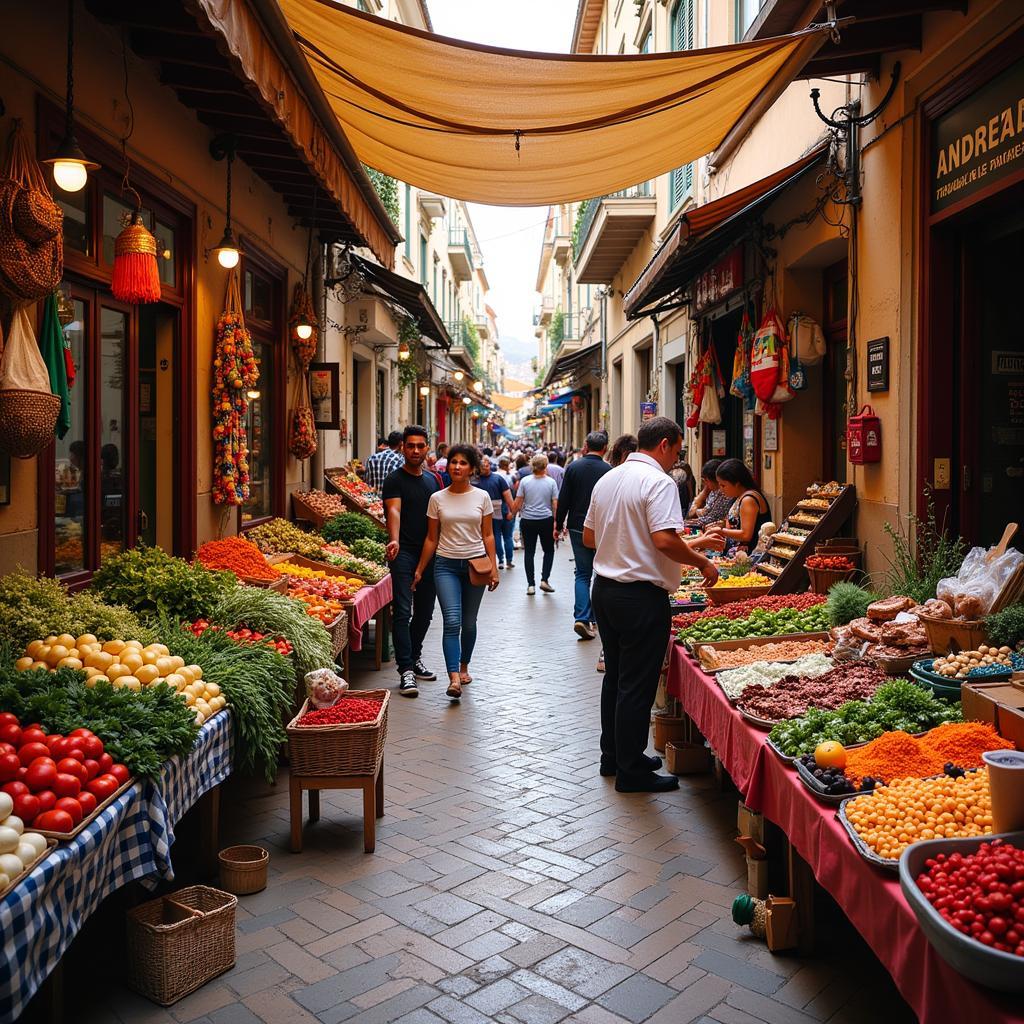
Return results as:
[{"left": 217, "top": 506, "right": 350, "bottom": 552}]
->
[
  {"left": 87, "top": 0, "right": 401, "bottom": 266},
  {"left": 624, "top": 145, "right": 828, "bottom": 319},
  {"left": 276, "top": 0, "right": 828, "bottom": 206},
  {"left": 330, "top": 254, "right": 451, "bottom": 348},
  {"left": 543, "top": 340, "right": 602, "bottom": 387}
]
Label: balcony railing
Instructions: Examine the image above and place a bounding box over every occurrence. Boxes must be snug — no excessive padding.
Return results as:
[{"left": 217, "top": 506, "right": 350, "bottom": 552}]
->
[
  {"left": 448, "top": 228, "right": 473, "bottom": 265},
  {"left": 574, "top": 181, "right": 652, "bottom": 261}
]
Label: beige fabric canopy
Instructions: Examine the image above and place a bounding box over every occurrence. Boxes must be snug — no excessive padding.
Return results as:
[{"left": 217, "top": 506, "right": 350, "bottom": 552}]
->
[{"left": 276, "top": 0, "right": 827, "bottom": 206}]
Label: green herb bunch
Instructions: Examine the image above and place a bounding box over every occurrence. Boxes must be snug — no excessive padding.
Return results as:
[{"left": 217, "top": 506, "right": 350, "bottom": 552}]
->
[
  {"left": 207, "top": 586, "right": 333, "bottom": 676},
  {"left": 91, "top": 544, "right": 237, "bottom": 623},
  {"left": 349, "top": 538, "right": 387, "bottom": 565},
  {"left": 0, "top": 661, "right": 198, "bottom": 778},
  {"left": 162, "top": 623, "right": 294, "bottom": 783},
  {"left": 984, "top": 603, "right": 1024, "bottom": 650},
  {"left": 825, "top": 581, "right": 879, "bottom": 626},
  {"left": 322, "top": 512, "right": 386, "bottom": 546},
  {"left": 329, "top": 555, "right": 388, "bottom": 584}
]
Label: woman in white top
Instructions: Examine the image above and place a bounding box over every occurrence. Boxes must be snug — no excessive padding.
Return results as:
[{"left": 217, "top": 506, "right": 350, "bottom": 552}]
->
[
  {"left": 511, "top": 454, "right": 559, "bottom": 595},
  {"left": 414, "top": 445, "right": 499, "bottom": 700}
]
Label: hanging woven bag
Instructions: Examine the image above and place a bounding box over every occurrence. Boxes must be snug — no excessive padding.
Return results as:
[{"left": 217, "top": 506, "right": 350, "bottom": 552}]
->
[
  {"left": 288, "top": 371, "right": 317, "bottom": 460},
  {"left": 0, "top": 305, "right": 61, "bottom": 458}
]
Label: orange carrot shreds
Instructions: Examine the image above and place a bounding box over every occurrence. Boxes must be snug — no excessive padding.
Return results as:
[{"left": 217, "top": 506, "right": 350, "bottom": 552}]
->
[
  {"left": 196, "top": 537, "right": 277, "bottom": 580},
  {"left": 921, "top": 721, "right": 1016, "bottom": 767},
  {"left": 844, "top": 730, "right": 945, "bottom": 786}
]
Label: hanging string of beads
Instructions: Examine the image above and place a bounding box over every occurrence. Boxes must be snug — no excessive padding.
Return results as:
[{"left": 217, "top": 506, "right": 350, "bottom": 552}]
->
[{"left": 212, "top": 269, "right": 258, "bottom": 505}]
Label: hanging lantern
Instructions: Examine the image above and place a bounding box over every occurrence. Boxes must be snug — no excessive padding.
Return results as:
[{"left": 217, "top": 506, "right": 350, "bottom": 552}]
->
[{"left": 111, "top": 211, "right": 161, "bottom": 303}]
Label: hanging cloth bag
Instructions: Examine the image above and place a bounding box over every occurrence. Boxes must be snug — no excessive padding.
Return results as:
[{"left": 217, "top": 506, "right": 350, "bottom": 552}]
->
[
  {"left": 289, "top": 372, "right": 318, "bottom": 460},
  {"left": 730, "top": 309, "right": 756, "bottom": 404},
  {"left": 39, "top": 292, "right": 71, "bottom": 438},
  {"left": 790, "top": 313, "right": 826, "bottom": 366},
  {"left": 699, "top": 345, "right": 725, "bottom": 424},
  {"left": 684, "top": 351, "right": 708, "bottom": 428},
  {"left": 0, "top": 305, "right": 61, "bottom": 457},
  {"left": 750, "top": 306, "right": 793, "bottom": 404}
]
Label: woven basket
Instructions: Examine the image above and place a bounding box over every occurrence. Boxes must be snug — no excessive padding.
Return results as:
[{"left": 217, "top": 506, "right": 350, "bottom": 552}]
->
[
  {"left": 286, "top": 691, "right": 389, "bottom": 776},
  {"left": 807, "top": 565, "right": 859, "bottom": 594},
  {"left": 126, "top": 885, "right": 237, "bottom": 1006},
  {"left": 218, "top": 845, "right": 269, "bottom": 895},
  {"left": 327, "top": 608, "right": 349, "bottom": 659},
  {"left": 0, "top": 388, "right": 60, "bottom": 458},
  {"left": 917, "top": 613, "right": 988, "bottom": 655}
]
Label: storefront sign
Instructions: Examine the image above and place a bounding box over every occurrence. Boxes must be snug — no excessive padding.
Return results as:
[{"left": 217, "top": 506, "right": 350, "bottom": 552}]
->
[
  {"left": 309, "top": 363, "right": 340, "bottom": 430},
  {"left": 867, "top": 337, "right": 890, "bottom": 392},
  {"left": 993, "top": 350, "right": 1024, "bottom": 375},
  {"left": 763, "top": 418, "right": 778, "bottom": 452},
  {"left": 932, "top": 59, "right": 1024, "bottom": 212},
  {"left": 694, "top": 247, "right": 744, "bottom": 313},
  {"left": 712, "top": 429, "right": 727, "bottom": 456},
  {"left": 640, "top": 401, "right": 657, "bottom": 422}
]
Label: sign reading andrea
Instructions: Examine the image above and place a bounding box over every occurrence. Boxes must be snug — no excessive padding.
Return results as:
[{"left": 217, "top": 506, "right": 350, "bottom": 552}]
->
[{"left": 932, "top": 59, "right": 1024, "bottom": 212}]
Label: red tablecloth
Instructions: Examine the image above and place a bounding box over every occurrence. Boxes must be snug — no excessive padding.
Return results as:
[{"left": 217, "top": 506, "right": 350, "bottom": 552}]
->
[
  {"left": 666, "top": 643, "right": 1020, "bottom": 1024},
  {"left": 345, "top": 575, "right": 393, "bottom": 652}
]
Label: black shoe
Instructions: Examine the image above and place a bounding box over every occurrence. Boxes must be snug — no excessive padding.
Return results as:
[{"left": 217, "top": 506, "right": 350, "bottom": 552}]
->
[
  {"left": 413, "top": 660, "right": 436, "bottom": 681},
  {"left": 398, "top": 671, "right": 419, "bottom": 698},
  {"left": 600, "top": 755, "right": 662, "bottom": 777},
  {"left": 615, "top": 772, "right": 680, "bottom": 793}
]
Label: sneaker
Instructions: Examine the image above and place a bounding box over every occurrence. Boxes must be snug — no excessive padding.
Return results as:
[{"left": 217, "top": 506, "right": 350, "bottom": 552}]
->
[
  {"left": 497, "top": 562, "right": 505, "bottom": 569},
  {"left": 413, "top": 660, "right": 436, "bottom": 681},
  {"left": 527, "top": 585, "right": 536, "bottom": 595},
  {"left": 574, "top": 621, "right": 595, "bottom": 641},
  {"left": 398, "top": 671, "right": 419, "bottom": 698},
  {"left": 540, "top": 580, "right": 555, "bottom": 593},
  {"left": 507, "top": 561, "right": 514, "bottom": 568}
]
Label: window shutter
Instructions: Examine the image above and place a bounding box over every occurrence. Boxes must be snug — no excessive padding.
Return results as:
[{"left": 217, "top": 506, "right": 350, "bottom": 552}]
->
[{"left": 668, "top": 0, "right": 695, "bottom": 208}]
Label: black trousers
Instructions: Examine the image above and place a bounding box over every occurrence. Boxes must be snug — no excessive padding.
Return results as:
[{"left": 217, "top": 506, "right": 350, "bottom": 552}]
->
[
  {"left": 520, "top": 517, "right": 555, "bottom": 586},
  {"left": 592, "top": 575, "right": 671, "bottom": 778}
]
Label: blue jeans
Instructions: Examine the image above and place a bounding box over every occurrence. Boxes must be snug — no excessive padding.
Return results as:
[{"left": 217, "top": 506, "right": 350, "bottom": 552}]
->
[
  {"left": 389, "top": 548, "right": 436, "bottom": 674},
  {"left": 569, "top": 529, "right": 596, "bottom": 624},
  {"left": 433, "top": 555, "right": 487, "bottom": 674},
  {"left": 496, "top": 517, "right": 515, "bottom": 565}
]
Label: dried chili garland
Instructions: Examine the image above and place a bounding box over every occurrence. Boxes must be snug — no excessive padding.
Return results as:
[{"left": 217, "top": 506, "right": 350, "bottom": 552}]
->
[{"left": 212, "top": 270, "right": 258, "bottom": 505}]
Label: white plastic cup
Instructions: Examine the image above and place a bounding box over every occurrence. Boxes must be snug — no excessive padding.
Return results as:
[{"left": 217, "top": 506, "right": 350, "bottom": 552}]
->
[{"left": 982, "top": 750, "right": 1024, "bottom": 833}]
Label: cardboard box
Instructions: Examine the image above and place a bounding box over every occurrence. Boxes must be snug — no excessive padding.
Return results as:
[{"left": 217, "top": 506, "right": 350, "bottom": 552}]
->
[
  {"left": 666, "top": 741, "right": 712, "bottom": 775},
  {"left": 765, "top": 896, "right": 798, "bottom": 952},
  {"left": 746, "top": 856, "right": 768, "bottom": 900},
  {"left": 737, "top": 803, "right": 764, "bottom": 844},
  {"left": 961, "top": 677, "right": 1024, "bottom": 748}
]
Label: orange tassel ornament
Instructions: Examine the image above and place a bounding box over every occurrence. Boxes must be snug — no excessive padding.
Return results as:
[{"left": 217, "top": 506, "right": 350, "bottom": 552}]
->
[{"left": 111, "top": 212, "right": 161, "bottom": 303}]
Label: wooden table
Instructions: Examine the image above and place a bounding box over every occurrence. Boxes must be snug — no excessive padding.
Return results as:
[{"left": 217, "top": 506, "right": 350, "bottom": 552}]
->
[{"left": 289, "top": 761, "right": 384, "bottom": 854}]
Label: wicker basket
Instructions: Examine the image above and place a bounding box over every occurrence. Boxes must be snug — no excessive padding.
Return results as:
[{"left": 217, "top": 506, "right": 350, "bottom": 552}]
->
[
  {"left": 218, "top": 845, "right": 269, "bottom": 895},
  {"left": 327, "top": 608, "right": 349, "bottom": 659},
  {"left": 126, "top": 885, "right": 237, "bottom": 1006},
  {"left": 917, "top": 613, "right": 988, "bottom": 655},
  {"left": 807, "top": 565, "right": 859, "bottom": 594},
  {"left": 814, "top": 541, "right": 863, "bottom": 568},
  {"left": 0, "top": 389, "right": 61, "bottom": 459},
  {"left": 286, "top": 691, "right": 389, "bottom": 776},
  {"left": 706, "top": 583, "right": 772, "bottom": 605}
]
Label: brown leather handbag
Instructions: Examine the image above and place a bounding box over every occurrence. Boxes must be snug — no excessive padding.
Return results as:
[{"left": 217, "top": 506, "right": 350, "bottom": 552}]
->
[{"left": 467, "top": 556, "right": 494, "bottom": 587}]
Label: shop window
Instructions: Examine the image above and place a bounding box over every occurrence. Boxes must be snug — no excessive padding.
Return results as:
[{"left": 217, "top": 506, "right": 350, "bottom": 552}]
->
[
  {"left": 99, "top": 308, "right": 127, "bottom": 562},
  {"left": 244, "top": 269, "right": 274, "bottom": 326},
  {"left": 54, "top": 300, "right": 88, "bottom": 577},
  {"left": 57, "top": 187, "right": 91, "bottom": 257},
  {"left": 243, "top": 342, "right": 273, "bottom": 524}
]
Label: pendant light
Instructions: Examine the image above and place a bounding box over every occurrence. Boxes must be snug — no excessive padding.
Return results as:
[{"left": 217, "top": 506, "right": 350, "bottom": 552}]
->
[
  {"left": 292, "top": 184, "right": 320, "bottom": 340},
  {"left": 462, "top": 395, "right": 471, "bottom": 405},
  {"left": 473, "top": 380, "right": 484, "bottom": 393},
  {"left": 210, "top": 134, "right": 239, "bottom": 269},
  {"left": 453, "top": 369, "right": 464, "bottom": 381},
  {"left": 397, "top": 342, "right": 411, "bottom": 361},
  {"left": 44, "top": 0, "right": 99, "bottom": 192},
  {"left": 418, "top": 383, "right": 431, "bottom": 397}
]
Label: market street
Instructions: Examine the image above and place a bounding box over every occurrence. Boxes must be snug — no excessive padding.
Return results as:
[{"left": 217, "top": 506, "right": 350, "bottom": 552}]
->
[{"left": 79, "top": 552, "right": 912, "bottom": 1024}]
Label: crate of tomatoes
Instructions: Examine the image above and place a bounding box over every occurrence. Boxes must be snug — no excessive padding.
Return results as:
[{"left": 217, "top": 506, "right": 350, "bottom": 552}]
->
[
  {"left": 805, "top": 554, "right": 859, "bottom": 594},
  {"left": 286, "top": 691, "right": 388, "bottom": 776}
]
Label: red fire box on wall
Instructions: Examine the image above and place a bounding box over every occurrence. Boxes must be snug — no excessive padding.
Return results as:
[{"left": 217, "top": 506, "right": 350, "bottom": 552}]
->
[{"left": 848, "top": 405, "right": 882, "bottom": 464}]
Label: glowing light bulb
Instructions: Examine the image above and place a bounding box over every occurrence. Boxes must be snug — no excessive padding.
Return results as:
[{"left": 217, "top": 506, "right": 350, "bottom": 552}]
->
[
  {"left": 419, "top": 384, "right": 430, "bottom": 396},
  {"left": 217, "top": 245, "right": 240, "bottom": 269},
  {"left": 52, "top": 159, "right": 88, "bottom": 193},
  {"left": 296, "top": 322, "right": 314, "bottom": 340},
  {"left": 462, "top": 396, "right": 471, "bottom": 405},
  {"left": 453, "top": 370, "right": 464, "bottom": 381}
]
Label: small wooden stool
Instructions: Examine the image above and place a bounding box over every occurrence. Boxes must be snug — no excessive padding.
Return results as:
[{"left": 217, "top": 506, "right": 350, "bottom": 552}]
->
[{"left": 289, "top": 759, "right": 384, "bottom": 853}]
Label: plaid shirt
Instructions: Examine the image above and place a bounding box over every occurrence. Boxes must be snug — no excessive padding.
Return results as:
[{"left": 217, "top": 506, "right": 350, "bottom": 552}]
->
[{"left": 364, "top": 448, "right": 404, "bottom": 491}]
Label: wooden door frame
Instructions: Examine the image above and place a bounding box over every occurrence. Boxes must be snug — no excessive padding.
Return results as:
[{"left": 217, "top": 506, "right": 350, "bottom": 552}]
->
[{"left": 822, "top": 258, "right": 848, "bottom": 482}]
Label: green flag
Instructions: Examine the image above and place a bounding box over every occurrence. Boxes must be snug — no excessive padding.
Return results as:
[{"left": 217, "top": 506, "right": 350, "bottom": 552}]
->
[{"left": 39, "top": 292, "right": 71, "bottom": 439}]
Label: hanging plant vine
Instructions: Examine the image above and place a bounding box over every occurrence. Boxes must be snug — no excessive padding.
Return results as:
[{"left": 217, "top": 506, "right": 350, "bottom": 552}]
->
[{"left": 397, "top": 317, "right": 422, "bottom": 395}]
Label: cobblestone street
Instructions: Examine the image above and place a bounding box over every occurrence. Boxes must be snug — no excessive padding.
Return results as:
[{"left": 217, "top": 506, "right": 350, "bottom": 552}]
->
[{"left": 84, "top": 551, "right": 913, "bottom": 1024}]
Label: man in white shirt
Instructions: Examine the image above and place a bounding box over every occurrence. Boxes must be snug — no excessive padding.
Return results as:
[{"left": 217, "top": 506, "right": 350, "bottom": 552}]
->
[{"left": 584, "top": 417, "right": 718, "bottom": 793}]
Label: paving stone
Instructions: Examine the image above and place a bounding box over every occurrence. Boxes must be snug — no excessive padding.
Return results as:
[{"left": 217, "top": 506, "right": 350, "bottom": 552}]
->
[
  {"left": 207, "top": 1006, "right": 264, "bottom": 1024},
  {"left": 534, "top": 947, "right": 632, "bottom": 998},
  {"left": 692, "top": 950, "right": 786, "bottom": 997},
  {"left": 416, "top": 892, "right": 485, "bottom": 925},
  {"left": 465, "top": 979, "right": 532, "bottom": 1015},
  {"left": 426, "top": 995, "right": 496, "bottom": 1024},
  {"left": 554, "top": 895, "right": 618, "bottom": 927},
  {"left": 596, "top": 974, "right": 677, "bottom": 1023},
  {"left": 508, "top": 994, "right": 572, "bottom": 1024},
  {"left": 456, "top": 928, "right": 518, "bottom": 960}
]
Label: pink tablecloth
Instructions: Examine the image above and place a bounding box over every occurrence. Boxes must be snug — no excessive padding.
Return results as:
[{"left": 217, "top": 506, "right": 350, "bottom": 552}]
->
[
  {"left": 666, "top": 644, "right": 1020, "bottom": 1024},
  {"left": 345, "top": 575, "right": 393, "bottom": 652}
]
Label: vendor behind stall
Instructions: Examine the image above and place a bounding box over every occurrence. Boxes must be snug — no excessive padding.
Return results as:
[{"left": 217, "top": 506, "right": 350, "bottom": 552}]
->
[
  {"left": 687, "top": 459, "right": 732, "bottom": 528},
  {"left": 706, "top": 458, "right": 771, "bottom": 555}
]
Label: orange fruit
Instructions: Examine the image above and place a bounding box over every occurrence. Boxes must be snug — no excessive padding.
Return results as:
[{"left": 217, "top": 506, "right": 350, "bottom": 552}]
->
[{"left": 814, "top": 741, "right": 847, "bottom": 769}]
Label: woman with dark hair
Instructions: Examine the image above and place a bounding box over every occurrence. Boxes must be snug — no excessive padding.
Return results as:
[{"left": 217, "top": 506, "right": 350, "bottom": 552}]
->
[
  {"left": 709, "top": 458, "right": 772, "bottom": 553},
  {"left": 671, "top": 460, "right": 696, "bottom": 512},
  {"left": 687, "top": 458, "right": 732, "bottom": 529},
  {"left": 608, "top": 434, "right": 638, "bottom": 467},
  {"left": 414, "top": 444, "right": 499, "bottom": 701}
]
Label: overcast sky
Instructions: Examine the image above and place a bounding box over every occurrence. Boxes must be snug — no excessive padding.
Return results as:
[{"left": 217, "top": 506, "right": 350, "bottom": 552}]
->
[{"left": 426, "top": 0, "right": 578, "bottom": 376}]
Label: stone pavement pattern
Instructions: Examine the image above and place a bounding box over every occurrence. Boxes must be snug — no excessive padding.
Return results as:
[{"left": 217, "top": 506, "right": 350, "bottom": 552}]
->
[{"left": 81, "top": 548, "right": 915, "bottom": 1024}]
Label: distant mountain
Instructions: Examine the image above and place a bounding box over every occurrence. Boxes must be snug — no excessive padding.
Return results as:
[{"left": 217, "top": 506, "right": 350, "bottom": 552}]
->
[
  {"left": 503, "top": 362, "right": 535, "bottom": 385},
  {"left": 499, "top": 333, "right": 536, "bottom": 364}
]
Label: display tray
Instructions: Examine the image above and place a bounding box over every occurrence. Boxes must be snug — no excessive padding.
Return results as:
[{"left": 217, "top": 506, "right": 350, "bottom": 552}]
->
[
  {"left": 238, "top": 574, "right": 288, "bottom": 593},
  {"left": 757, "top": 562, "right": 785, "bottom": 577},
  {"left": 291, "top": 490, "right": 339, "bottom": 530},
  {"left": 0, "top": 837, "right": 57, "bottom": 899},
  {"left": 766, "top": 735, "right": 799, "bottom": 766},
  {"left": 796, "top": 500, "right": 834, "bottom": 512},
  {"left": 34, "top": 777, "right": 135, "bottom": 841},
  {"left": 706, "top": 584, "right": 772, "bottom": 606},
  {"left": 275, "top": 554, "right": 368, "bottom": 588},
  {"left": 837, "top": 798, "right": 901, "bottom": 872},
  {"left": 788, "top": 514, "right": 825, "bottom": 528},
  {"left": 692, "top": 632, "right": 832, "bottom": 670},
  {"left": 795, "top": 757, "right": 866, "bottom": 804},
  {"left": 909, "top": 663, "right": 966, "bottom": 701}
]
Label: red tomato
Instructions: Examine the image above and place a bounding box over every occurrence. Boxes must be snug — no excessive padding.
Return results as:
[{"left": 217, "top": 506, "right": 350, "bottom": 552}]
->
[
  {"left": 54, "top": 797, "right": 83, "bottom": 825},
  {"left": 23, "top": 724, "right": 44, "bottom": 732},
  {"left": 45, "top": 734, "right": 62, "bottom": 748},
  {"left": 0, "top": 753, "right": 21, "bottom": 782},
  {"left": 35, "top": 790, "right": 56, "bottom": 812},
  {"left": 47, "top": 737, "right": 70, "bottom": 760},
  {"left": 0, "top": 742, "right": 16, "bottom": 757},
  {"left": 29, "top": 756, "right": 56, "bottom": 771},
  {"left": 20, "top": 728, "right": 48, "bottom": 747},
  {"left": 17, "top": 766, "right": 26, "bottom": 779},
  {"left": 97, "top": 753, "right": 113, "bottom": 772},
  {"left": 57, "top": 758, "right": 87, "bottom": 783},
  {"left": 87, "top": 775, "right": 118, "bottom": 800},
  {"left": 34, "top": 809, "right": 74, "bottom": 833},
  {"left": 65, "top": 747, "right": 85, "bottom": 763},
  {"left": 52, "top": 773, "right": 81, "bottom": 798},
  {"left": 68, "top": 728, "right": 94, "bottom": 739},
  {"left": 24, "top": 762, "right": 58, "bottom": 792},
  {"left": 76, "top": 791, "right": 97, "bottom": 815},
  {"left": 12, "top": 792, "right": 40, "bottom": 825},
  {"left": 18, "top": 742, "right": 51, "bottom": 767},
  {"left": 0, "top": 713, "right": 19, "bottom": 727},
  {"left": 1, "top": 781, "right": 28, "bottom": 797},
  {"left": 82, "top": 759, "right": 100, "bottom": 780},
  {"left": 108, "top": 764, "right": 130, "bottom": 786},
  {"left": 80, "top": 735, "right": 104, "bottom": 759},
  {"left": 0, "top": 724, "right": 22, "bottom": 747}
]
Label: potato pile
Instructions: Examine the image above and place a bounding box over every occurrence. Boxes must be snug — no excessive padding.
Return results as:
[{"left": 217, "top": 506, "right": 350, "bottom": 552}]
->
[
  {"left": 16, "top": 636, "right": 227, "bottom": 726},
  {"left": 933, "top": 644, "right": 1014, "bottom": 680}
]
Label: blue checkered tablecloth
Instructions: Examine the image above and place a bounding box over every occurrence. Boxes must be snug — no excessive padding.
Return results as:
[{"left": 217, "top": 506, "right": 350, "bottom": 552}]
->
[{"left": 0, "top": 712, "right": 234, "bottom": 1023}]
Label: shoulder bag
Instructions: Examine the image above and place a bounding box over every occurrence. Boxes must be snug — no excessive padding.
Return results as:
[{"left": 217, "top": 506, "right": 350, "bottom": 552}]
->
[{"left": 468, "top": 556, "right": 494, "bottom": 587}]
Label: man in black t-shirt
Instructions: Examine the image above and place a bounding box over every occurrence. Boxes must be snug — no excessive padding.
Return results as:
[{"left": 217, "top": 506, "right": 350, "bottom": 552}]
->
[{"left": 382, "top": 425, "right": 441, "bottom": 697}]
